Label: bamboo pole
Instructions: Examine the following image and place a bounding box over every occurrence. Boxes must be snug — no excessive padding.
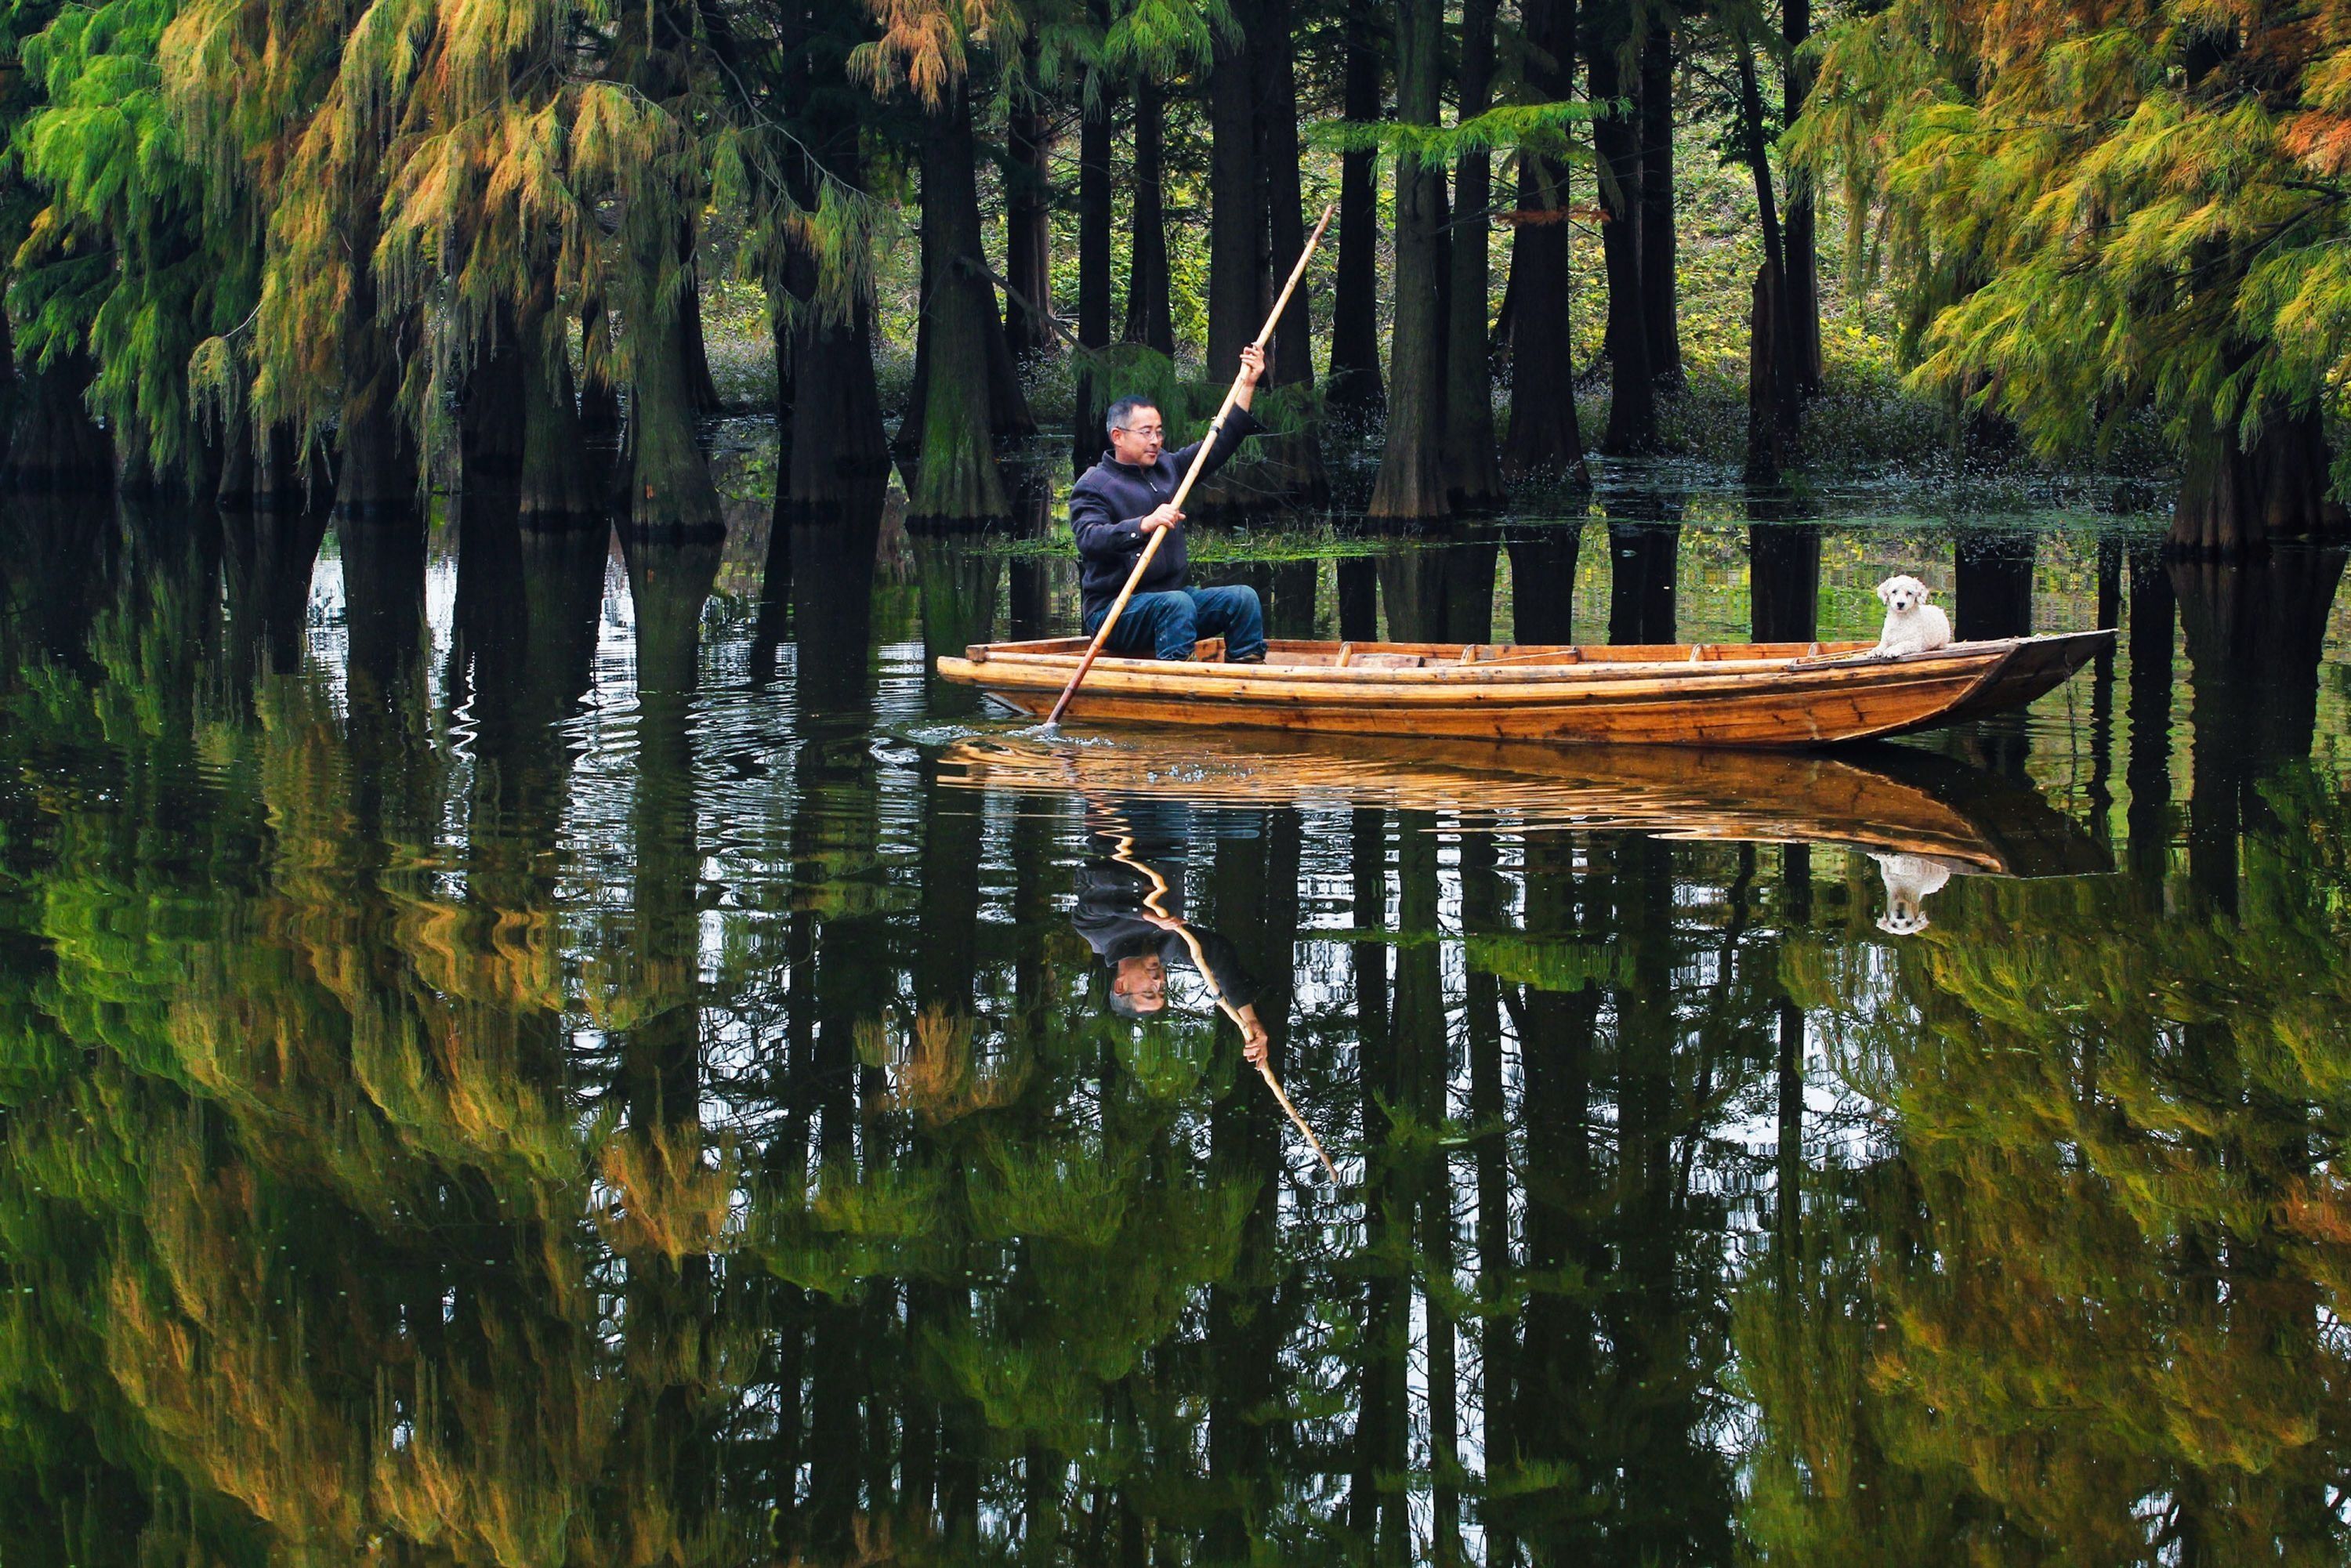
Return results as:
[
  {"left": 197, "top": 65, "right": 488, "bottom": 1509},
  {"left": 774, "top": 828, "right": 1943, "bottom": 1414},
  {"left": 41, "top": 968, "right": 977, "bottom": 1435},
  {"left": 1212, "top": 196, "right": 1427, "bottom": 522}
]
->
[{"left": 1045, "top": 202, "right": 1338, "bottom": 728}]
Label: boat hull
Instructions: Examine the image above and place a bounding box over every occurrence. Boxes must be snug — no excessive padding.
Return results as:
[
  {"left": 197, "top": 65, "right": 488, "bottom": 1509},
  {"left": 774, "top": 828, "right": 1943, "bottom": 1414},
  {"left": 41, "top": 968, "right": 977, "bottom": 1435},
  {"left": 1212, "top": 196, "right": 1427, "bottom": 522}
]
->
[{"left": 935, "top": 632, "right": 2115, "bottom": 748}]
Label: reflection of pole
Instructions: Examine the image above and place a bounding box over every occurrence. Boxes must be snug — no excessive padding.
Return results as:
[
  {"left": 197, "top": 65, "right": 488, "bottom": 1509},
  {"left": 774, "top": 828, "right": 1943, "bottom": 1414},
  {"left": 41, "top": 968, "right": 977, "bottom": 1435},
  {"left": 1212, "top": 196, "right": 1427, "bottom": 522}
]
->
[{"left": 1109, "top": 827, "right": 1340, "bottom": 1182}]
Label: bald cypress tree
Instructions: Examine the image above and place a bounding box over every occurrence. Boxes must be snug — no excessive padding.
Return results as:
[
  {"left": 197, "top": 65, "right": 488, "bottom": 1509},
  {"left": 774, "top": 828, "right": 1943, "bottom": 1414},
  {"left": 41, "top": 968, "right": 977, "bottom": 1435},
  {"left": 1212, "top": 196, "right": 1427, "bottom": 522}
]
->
[
  {"left": 1367, "top": 0, "right": 1449, "bottom": 521},
  {"left": 1795, "top": 0, "right": 2351, "bottom": 554},
  {"left": 1441, "top": 0, "right": 1503, "bottom": 505}
]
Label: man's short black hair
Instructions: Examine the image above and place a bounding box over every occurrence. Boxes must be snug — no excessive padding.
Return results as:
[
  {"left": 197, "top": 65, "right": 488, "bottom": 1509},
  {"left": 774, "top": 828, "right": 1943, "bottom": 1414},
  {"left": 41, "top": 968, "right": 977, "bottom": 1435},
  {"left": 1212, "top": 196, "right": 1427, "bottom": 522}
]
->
[{"left": 1105, "top": 396, "right": 1161, "bottom": 440}]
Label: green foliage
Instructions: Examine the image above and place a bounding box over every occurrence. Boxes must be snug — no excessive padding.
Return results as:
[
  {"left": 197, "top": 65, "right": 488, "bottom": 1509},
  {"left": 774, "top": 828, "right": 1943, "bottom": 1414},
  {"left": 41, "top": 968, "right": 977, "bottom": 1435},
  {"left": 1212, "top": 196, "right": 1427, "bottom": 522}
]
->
[{"left": 1791, "top": 0, "right": 2351, "bottom": 469}]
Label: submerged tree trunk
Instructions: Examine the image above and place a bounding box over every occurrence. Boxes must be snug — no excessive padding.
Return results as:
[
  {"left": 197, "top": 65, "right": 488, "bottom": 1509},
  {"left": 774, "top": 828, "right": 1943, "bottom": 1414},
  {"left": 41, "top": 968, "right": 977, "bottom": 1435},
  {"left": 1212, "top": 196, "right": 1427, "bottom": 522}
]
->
[
  {"left": 2167, "top": 405, "right": 2347, "bottom": 557},
  {"left": 520, "top": 331, "right": 602, "bottom": 527},
  {"left": 1368, "top": 0, "right": 1451, "bottom": 521},
  {"left": 462, "top": 327, "right": 526, "bottom": 502},
  {"left": 336, "top": 276, "right": 419, "bottom": 519},
  {"left": 1124, "top": 79, "right": 1176, "bottom": 356},
  {"left": 1638, "top": 24, "right": 1682, "bottom": 394},
  {"left": 628, "top": 234, "right": 726, "bottom": 535},
  {"left": 1443, "top": 0, "right": 1504, "bottom": 506},
  {"left": 1005, "top": 42, "right": 1056, "bottom": 360},
  {"left": 1502, "top": 0, "right": 1590, "bottom": 484},
  {"left": 1327, "top": 0, "right": 1386, "bottom": 419},
  {"left": 1587, "top": 24, "right": 1657, "bottom": 453},
  {"left": 907, "top": 85, "right": 1027, "bottom": 522},
  {"left": 2, "top": 350, "right": 113, "bottom": 492},
  {"left": 218, "top": 421, "right": 306, "bottom": 510},
  {"left": 781, "top": 295, "right": 890, "bottom": 512}
]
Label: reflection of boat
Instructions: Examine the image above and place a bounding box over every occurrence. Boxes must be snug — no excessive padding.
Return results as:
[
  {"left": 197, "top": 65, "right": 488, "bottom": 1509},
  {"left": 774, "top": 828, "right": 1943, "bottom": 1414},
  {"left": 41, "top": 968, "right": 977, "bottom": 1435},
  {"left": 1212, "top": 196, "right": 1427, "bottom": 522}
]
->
[
  {"left": 937, "top": 729, "right": 2111, "bottom": 878},
  {"left": 936, "top": 632, "right": 2114, "bottom": 747}
]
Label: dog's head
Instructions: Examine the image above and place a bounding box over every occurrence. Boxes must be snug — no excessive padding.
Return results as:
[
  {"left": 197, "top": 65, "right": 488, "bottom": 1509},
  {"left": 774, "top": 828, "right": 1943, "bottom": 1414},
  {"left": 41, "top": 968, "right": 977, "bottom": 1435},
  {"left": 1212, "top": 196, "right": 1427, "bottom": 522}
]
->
[
  {"left": 1871, "top": 853, "right": 1951, "bottom": 936},
  {"left": 1875, "top": 574, "right": 1933, "bottom": 615}
]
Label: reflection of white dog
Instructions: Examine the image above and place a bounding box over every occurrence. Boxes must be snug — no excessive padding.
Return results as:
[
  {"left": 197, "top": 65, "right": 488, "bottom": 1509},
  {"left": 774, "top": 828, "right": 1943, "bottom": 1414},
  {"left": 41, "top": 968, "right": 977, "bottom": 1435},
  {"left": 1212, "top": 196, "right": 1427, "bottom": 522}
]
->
[
  {"left": 1872, "top": 853, "right": 1952, "bottom": 935},
  {"left": 1874, "top": 574, "right": 1952, "bottom": 657}
]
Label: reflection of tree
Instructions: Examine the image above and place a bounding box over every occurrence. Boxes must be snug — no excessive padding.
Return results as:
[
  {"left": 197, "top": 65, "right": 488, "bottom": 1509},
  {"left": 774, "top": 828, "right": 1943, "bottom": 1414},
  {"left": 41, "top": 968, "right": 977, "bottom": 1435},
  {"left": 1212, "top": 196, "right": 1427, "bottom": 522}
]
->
[
  {"left": 1762, "top": 770, "right": 2351, "bottom": 1563},
  {"left": 0, "top": 512, "right": 655, "bottom": 1563}
]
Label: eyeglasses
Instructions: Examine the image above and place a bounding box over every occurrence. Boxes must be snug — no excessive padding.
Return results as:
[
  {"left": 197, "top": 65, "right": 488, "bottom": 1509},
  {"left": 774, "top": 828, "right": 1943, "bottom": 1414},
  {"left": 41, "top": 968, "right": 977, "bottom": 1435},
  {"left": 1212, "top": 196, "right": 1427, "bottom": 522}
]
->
[{"left": 1117, "top": 424, "right": 1165, "bottom": 438}]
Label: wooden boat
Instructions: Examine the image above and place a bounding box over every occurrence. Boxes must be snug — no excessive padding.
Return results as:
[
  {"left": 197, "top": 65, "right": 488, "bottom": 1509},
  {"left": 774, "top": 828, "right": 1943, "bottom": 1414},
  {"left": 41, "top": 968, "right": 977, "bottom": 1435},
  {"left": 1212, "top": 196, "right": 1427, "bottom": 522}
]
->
[
  {"left": 935, "top": 631, "right": 2114, "bottom": 748},
  {"left": 937, "top": 730, "right": 2111, "bottom": 878}
]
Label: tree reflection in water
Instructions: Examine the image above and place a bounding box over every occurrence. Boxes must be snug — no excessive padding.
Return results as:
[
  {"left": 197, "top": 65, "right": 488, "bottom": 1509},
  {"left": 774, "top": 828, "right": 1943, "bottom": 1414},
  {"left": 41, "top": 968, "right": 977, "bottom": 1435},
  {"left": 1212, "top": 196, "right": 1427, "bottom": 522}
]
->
[{"left": 1, "top": 502, "right": 2349, "bottom": 1563}]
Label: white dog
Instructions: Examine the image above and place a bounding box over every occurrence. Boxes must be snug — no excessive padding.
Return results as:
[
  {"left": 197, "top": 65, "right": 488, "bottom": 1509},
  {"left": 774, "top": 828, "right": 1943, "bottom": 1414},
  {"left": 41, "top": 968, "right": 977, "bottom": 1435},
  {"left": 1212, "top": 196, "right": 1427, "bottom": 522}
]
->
[
  {"left": 1873, "top": 574, "right": 1952, "bottom": 657},
  {"left": 1871, "top": 852, "right": 1952, "bottom": 936}
]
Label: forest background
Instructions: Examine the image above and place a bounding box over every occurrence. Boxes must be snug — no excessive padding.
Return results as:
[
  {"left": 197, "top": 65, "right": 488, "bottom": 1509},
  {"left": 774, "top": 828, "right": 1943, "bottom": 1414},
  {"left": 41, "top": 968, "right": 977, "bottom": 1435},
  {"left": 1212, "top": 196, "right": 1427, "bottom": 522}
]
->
[{"left": 0, "top": 0, "right": 2344, "bottom": 558}]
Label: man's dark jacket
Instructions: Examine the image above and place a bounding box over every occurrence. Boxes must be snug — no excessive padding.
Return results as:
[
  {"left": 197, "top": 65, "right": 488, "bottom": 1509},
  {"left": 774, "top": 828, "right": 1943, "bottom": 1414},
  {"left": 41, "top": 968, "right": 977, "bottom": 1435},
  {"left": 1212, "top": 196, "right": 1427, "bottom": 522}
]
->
[{"left": 1070, "top": 405, "right": 1262, "bottom": 624}]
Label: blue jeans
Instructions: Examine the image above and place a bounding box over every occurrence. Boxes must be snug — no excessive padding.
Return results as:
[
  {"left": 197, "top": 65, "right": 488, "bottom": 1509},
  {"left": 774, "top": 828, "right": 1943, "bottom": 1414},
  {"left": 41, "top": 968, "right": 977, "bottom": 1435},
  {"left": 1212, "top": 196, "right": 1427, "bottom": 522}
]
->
[{"left": 1085, "top": 585, "right": 1266, "bottom": 662}]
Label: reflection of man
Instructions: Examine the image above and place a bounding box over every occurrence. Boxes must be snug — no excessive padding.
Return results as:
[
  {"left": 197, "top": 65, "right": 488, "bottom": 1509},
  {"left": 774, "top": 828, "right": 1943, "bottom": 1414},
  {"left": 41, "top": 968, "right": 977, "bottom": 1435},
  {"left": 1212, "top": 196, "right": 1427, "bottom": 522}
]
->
[{"left": 1072, "top": 801, "right": 1270, "bottom": 1065}]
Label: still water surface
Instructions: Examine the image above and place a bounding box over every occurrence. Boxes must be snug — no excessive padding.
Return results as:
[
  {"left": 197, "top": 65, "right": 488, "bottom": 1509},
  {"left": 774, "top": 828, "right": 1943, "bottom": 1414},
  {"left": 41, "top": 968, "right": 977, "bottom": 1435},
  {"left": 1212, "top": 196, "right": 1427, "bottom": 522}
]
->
[{"left": 4, "top": 488, "right": 2351, "bottom": 1563}]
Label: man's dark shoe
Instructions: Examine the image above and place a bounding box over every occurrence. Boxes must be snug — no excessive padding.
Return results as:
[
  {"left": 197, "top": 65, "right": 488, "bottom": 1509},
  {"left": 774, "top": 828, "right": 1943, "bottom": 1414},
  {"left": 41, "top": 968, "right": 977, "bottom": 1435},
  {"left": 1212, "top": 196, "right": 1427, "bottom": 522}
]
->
[{"left": 1232, "top": 652, "right": 1266, "bottom": 664}]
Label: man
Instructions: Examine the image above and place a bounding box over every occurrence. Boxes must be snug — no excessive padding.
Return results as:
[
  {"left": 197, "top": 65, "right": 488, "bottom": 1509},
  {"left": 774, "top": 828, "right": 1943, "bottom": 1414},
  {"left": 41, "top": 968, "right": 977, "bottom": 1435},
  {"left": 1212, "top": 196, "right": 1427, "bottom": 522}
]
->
[
  {"left": 1071, "top": 798, "right": 1271, "bottom": 1065},
  {"left": 1071, "top": 345, "right": 1270, "bottom": 662}
]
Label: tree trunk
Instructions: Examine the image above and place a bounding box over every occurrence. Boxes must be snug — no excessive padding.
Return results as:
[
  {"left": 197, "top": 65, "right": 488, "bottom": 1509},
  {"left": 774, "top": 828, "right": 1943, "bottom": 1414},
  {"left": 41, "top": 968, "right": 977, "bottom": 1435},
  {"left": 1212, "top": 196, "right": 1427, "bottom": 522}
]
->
[
  {"left": 1737, "top": 41, "right": 1802, "bottom": 483},
  {"left": 462, "top": 326, "right": 527, "bottom": 498},
  {"left": 1207, "top": 14, "right": 1266, "bottom": 380},
  {"left": 1124, "top": 79, "right": 1176, "bottom": 356},
  {"left": 1783, "top": 0, "right": 1823, "bottom": 393},
  {"left": 2, "top": 350, "right": 113, "bottom": 492},
  {"left": 906, "top": 85, "right": 1023, "bottom": 522},
  {"left": 623, "top": 211, "right": 725, "bottom": 538},
  {"left": 1248, "top": 0, "right": 1328, "bottom": 505},
  {"left": 1443, "top": 0, "right": 1504, "bottom": 505},
  {"left": 1005, "top": 39, "right": 1056, "bottom": 360},
  {"left": 2167, "top": 405, "right": 2347, "bottom": 557},
  {"left": 219, "top": 421, "right": 305, "bottom": 510},
  {"left": 520, "top": 335, "right": 601, "bottom": 527},
  {"left": 335, "top": 287, "right": 419, "bottom": 519},
  {"left": 780, "top": 299, "right": 889, "bottom": 511},
  {"left": 775, "top": 157, "right": 889, "bottom": 520},
  {"left": 1638, "top": 23, "right": 1682, "bottom": 393},
  {"left": 1501, "top": 0, "right": 1590, "bottom": 484},
  {"left": 1368, "top": 0, "right": 1450, "bottom": 520},
  {"left": 680, "top": 264, "right": 726, "bottom": 415},
  {"left": 1075, "top": 38, "right": 1117, "bottom": 473},
  {"left": 578, "top": 295, "right": 624, "bottom": 458},
  {"left": 1586, "top": 23, "right": 1657, "bottom": 453},
  {"left": 1327, "top": 0, "right": 1386, "bottom": 419}
]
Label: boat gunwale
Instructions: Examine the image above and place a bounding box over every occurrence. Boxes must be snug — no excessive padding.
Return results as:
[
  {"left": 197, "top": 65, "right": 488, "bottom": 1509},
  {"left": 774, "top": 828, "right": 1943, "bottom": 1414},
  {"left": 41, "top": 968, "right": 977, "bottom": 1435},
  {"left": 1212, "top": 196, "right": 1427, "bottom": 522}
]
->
[{"left": 942, "top": 631, "right": 2113, "bottom": 691}]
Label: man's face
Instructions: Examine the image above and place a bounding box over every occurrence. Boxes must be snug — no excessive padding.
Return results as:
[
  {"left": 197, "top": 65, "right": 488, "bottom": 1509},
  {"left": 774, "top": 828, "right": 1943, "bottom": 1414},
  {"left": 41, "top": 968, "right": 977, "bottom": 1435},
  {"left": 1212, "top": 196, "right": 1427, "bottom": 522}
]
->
[
  {"left": 1109, "top": 406, "right": 1165, "bottom": 467},
  {"left": 1113, "top": 954, "right": 1168, "bottom": 1013}
]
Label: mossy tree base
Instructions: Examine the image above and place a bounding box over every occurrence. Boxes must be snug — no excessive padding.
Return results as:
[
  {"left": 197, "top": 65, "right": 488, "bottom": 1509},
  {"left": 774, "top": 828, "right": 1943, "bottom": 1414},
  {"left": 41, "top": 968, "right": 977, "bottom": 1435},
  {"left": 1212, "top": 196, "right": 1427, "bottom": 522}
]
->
[{"left": 2168, "top": 409, "right": 2347, "bottom": 558}]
